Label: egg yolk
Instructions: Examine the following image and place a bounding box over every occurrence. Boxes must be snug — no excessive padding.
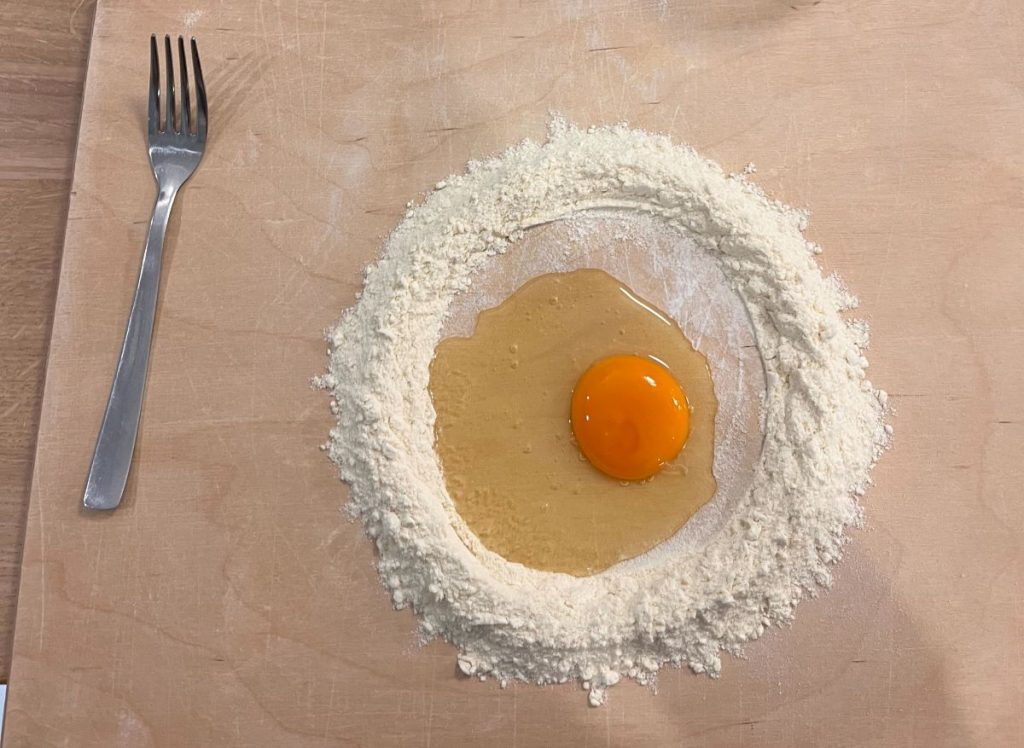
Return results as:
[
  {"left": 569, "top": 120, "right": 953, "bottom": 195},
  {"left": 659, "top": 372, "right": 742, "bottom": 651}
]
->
[{"left": 570, "top": 355, "right": 690, "bottom": 481}]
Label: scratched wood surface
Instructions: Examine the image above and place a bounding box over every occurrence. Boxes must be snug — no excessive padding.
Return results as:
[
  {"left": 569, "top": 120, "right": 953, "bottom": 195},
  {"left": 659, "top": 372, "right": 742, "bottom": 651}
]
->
[
  {"left": 0, "top": 0, "right": 97, "bottom": 681},
  {"left": 7, "top": 0, "right": 1024, "bottom": 744}
]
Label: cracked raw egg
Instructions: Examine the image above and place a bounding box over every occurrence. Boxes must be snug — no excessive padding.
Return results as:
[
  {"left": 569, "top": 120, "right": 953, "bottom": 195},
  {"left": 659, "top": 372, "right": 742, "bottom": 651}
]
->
[{"left": 430, "top": 268, "right": 717, "bottom": 576}]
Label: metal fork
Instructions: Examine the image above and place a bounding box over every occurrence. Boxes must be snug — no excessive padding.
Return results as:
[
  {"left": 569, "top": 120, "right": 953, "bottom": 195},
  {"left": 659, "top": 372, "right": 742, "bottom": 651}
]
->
[{"left": 83, "top": 36, "right": 208, "bottom": 510}]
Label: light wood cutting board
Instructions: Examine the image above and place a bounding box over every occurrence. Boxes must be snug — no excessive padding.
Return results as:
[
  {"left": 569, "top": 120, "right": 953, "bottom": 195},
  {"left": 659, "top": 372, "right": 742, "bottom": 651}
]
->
[{"left": 7, "top": 0, "right": 1024, "bottom": 745}]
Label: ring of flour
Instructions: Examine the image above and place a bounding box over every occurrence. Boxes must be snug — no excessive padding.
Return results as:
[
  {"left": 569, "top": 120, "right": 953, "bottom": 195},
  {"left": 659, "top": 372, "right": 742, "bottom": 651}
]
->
[{"left": 322, "top": 120, "right": 889, "bottom": 705}]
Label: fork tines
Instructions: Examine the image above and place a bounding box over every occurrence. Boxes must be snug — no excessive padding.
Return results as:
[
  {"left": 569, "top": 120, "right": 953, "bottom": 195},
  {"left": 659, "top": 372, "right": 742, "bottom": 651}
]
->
[{"left": 149, "top": 35, "right": 207, "bottom": 140}]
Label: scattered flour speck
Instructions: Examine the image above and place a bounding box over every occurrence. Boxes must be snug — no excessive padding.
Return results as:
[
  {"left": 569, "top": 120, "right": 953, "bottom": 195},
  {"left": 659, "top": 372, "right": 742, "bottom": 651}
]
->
[{"left": 183, "top": 9, "right": 205, "bottom": 30}]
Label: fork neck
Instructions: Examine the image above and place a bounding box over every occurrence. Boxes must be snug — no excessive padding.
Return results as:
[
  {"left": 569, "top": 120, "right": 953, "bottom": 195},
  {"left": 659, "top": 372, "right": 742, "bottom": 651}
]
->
[
  {"left": 152, "top": 161, "right": 191, "bottom": 191},
  {"left": 145, "top": 184, "right": 179, "bottom": 265},
  {"left": 155, "top": 183, "right": 179, "bottom": 210}
]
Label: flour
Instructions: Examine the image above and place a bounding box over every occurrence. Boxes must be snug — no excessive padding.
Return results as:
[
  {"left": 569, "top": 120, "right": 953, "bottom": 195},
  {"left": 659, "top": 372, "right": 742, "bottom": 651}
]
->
[
  {"left": 183, "top": 9, "right": 205, "bottom": 30},
  {"left": 320, "top": 119, "right": 889, "bottom": 705}
]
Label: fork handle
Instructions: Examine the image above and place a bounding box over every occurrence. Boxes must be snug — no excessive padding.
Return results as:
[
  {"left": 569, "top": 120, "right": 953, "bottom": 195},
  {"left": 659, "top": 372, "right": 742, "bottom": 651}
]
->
[{"left": 83, "top": 184, "right": 178, "bottom": 510}]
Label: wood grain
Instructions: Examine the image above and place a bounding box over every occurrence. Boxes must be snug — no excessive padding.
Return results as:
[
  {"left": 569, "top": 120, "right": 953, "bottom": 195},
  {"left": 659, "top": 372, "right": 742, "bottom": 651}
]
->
[
  {"left": 0, "top": 0, "right": 97, "bottom": 681},
  {"left": 7, "top": 0, "right": 1024, "bottom": 744}
]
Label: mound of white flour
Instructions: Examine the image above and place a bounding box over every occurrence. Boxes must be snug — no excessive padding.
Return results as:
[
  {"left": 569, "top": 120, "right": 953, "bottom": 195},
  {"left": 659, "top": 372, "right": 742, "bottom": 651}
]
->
[{"left": 320, "top": 120, "right": 889, "bottom": 706}]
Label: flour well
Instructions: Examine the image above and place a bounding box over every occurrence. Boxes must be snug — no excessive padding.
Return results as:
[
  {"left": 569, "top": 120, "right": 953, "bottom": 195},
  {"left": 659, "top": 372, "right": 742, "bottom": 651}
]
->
[{"left": 320, "top": 120, "right": 889, "bottom": 706}]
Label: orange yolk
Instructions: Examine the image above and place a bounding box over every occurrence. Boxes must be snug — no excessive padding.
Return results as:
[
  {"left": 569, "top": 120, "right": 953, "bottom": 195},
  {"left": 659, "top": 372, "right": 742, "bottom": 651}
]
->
[{"left": 570, "top": 355, "right": 690, "bottom": 481}]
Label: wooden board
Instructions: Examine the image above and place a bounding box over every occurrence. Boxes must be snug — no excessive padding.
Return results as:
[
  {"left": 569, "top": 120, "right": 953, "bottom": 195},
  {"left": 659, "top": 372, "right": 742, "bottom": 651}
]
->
[
  {"left": 0, "top": 0, "right": 97, "bottom": 681},
  {"left": 7, "top": 0, "right": 1024, "bottom": 744}
]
